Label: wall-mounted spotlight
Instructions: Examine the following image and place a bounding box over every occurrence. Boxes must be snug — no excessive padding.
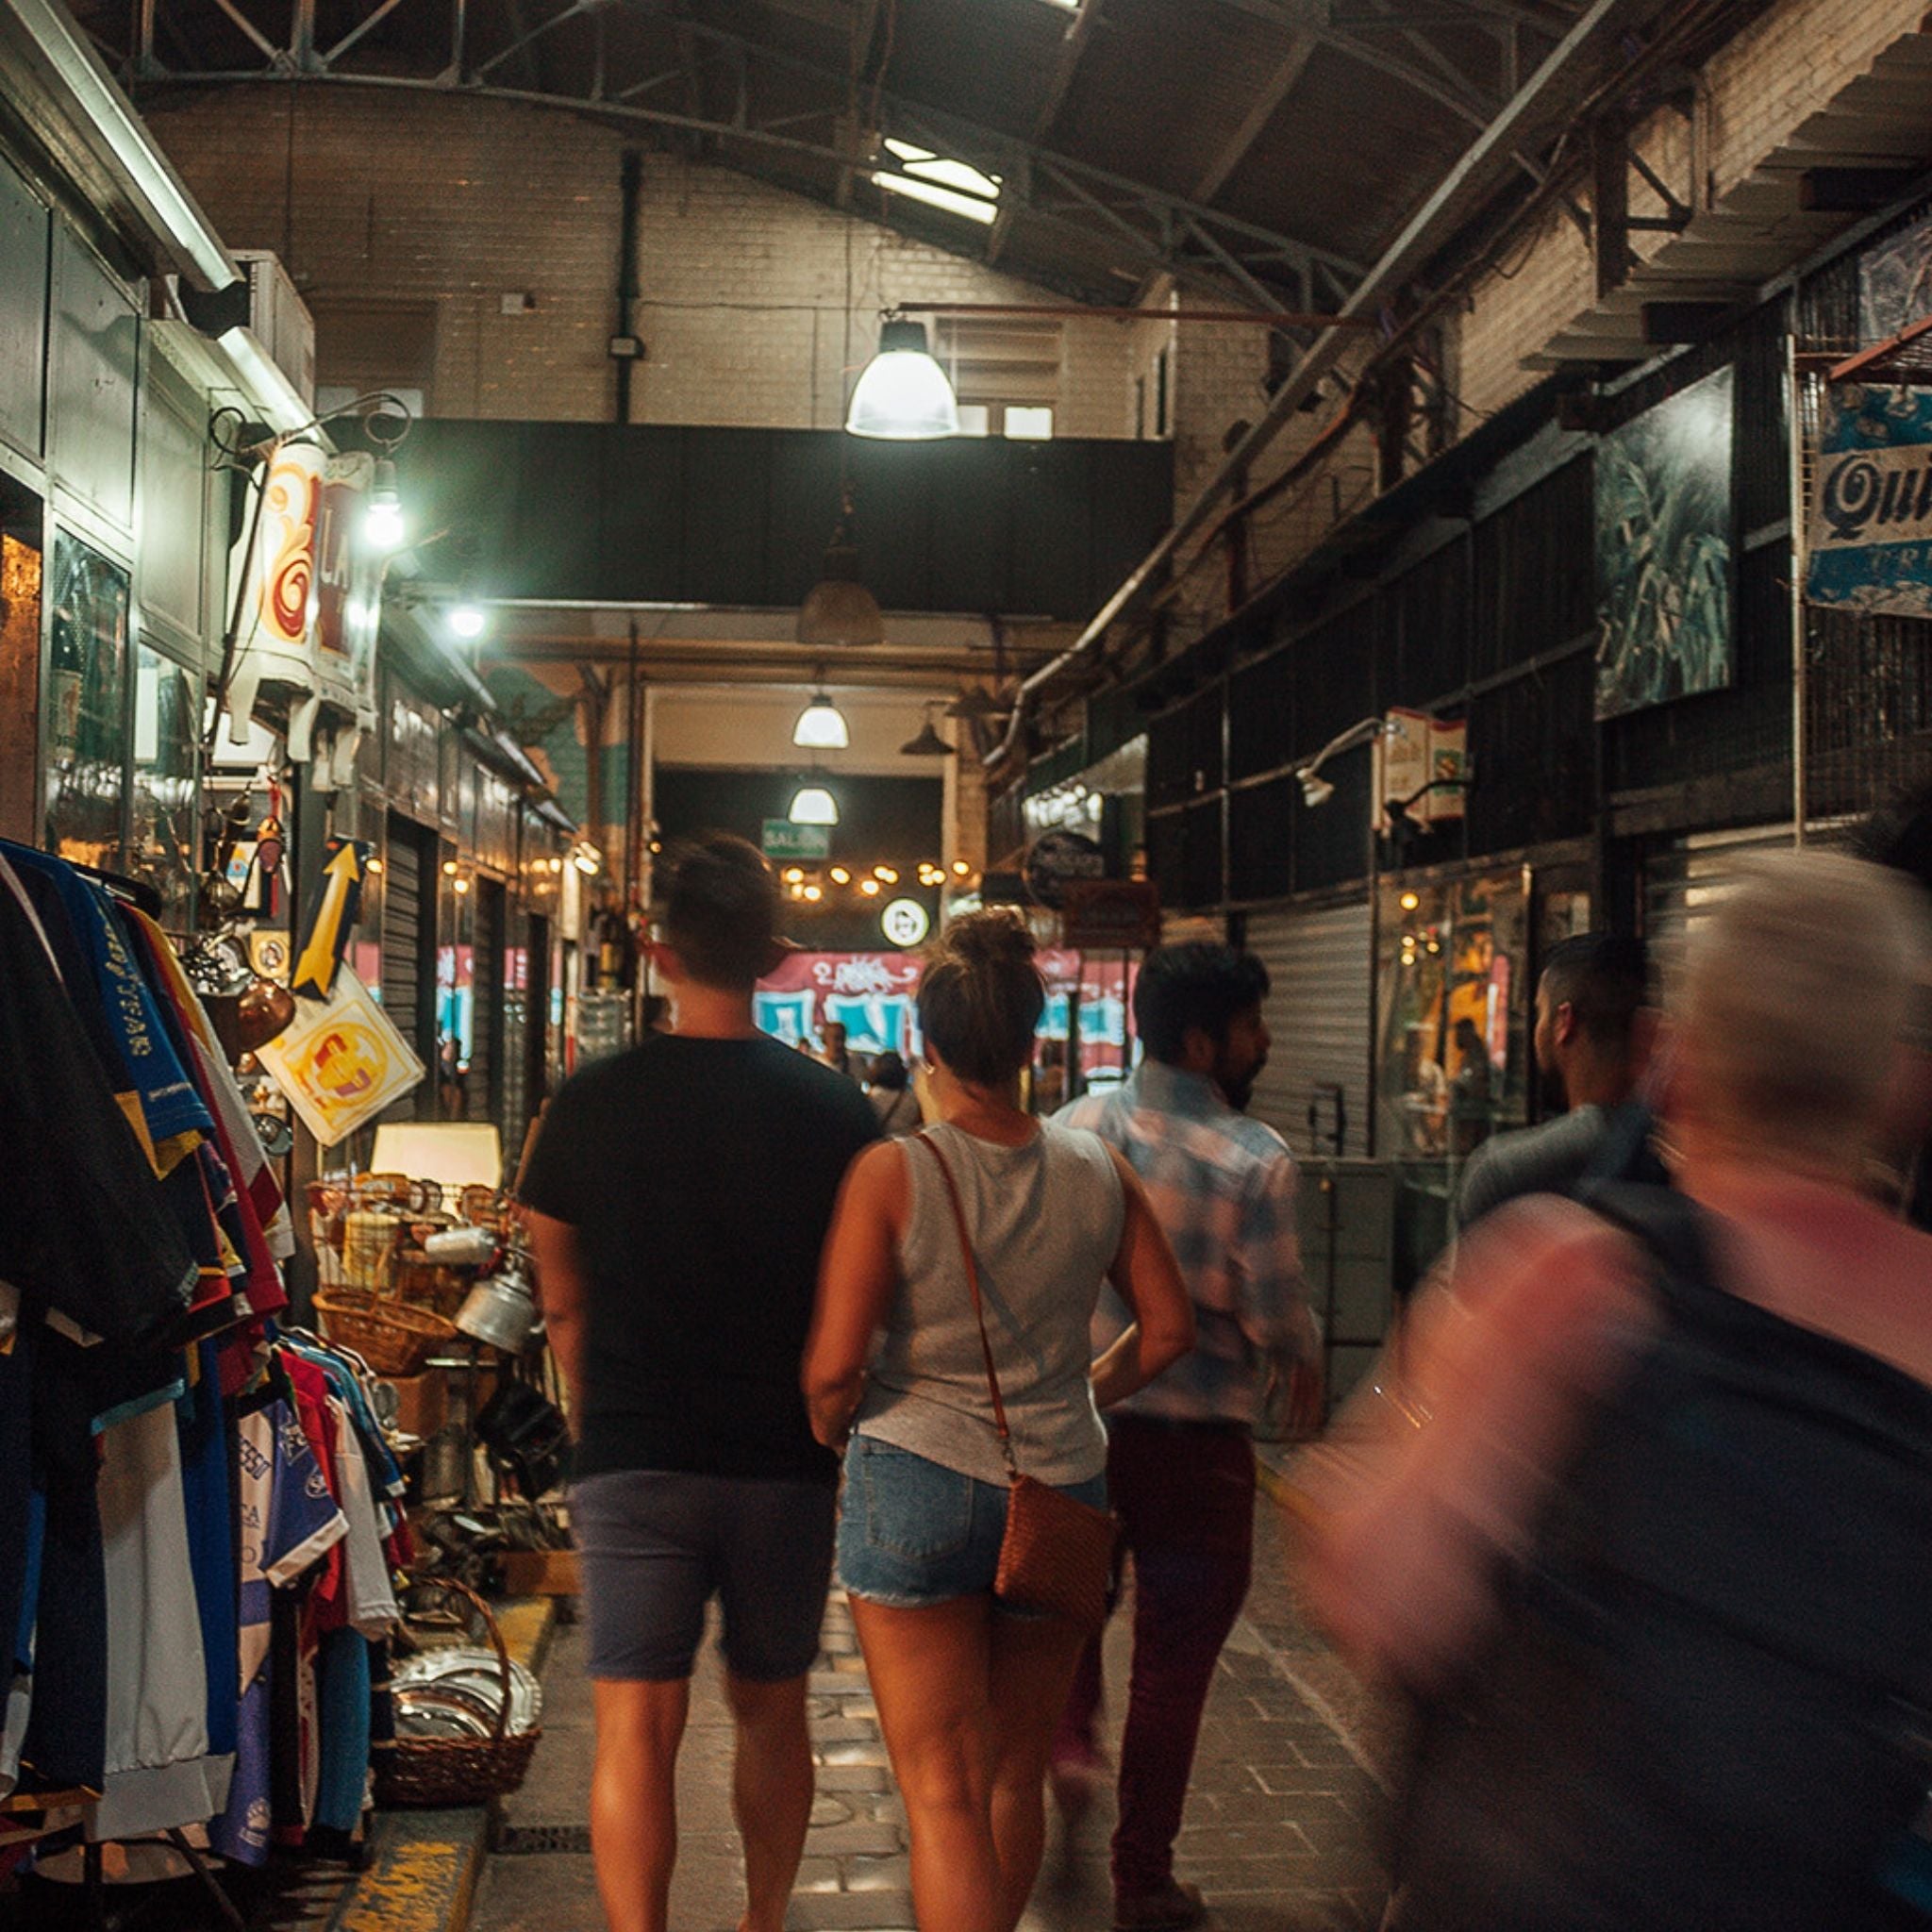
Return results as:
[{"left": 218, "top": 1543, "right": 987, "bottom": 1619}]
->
[
  {"left": 1293, "top": 715, "right": 1398, "bottom": 809},
  {"left": 448, "top": 600, "right": 488, "bottom": 641}
]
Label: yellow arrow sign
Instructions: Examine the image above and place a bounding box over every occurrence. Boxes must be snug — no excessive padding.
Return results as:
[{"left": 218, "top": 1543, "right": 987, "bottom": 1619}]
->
[{"left": 291, "top": 840, "right": 368, "bottom": 1001}]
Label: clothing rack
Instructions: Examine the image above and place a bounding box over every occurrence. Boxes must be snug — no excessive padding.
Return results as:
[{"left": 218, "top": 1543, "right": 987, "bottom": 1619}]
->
[{"left": 78, "top": 1833, "right": 246, "bottom": 1932}]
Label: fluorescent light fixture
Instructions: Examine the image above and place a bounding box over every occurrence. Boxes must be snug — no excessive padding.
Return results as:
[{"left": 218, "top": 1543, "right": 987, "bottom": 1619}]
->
[
  {"left": 792, "top": 690, "right": 850, "bottom": 749},
  {"left": 847, "top": 318, "right": 960, "bottom": 440},
  {"left": 789, "top": 783, "right": 839, "bottom": 826},
  {"left": 870, "top": 172, "right": 999, "bottom": 225}
]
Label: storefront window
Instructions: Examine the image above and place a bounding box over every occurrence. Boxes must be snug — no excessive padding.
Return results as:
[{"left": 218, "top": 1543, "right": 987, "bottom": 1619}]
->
[
  {"left": 128, "top": 645, "right": 198, "bottom": 931},
  {"left": 42, "top": 529, "right": 129, "bottom": 869},
  {"left": 1377, "top": 868, "right": 1533, "bottom": 1171},
  {"left": 1034, "top": 949, "right": 1136, "bottom": 1109}
]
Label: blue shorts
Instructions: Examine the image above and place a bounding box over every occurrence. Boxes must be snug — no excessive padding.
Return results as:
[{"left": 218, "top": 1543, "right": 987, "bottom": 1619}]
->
[
  {"left": 836, "top": 1435, "right": 1108, "bottom": 1610},
  {"left": 571, "top": 1469, "right": 836, "bottom": 1682}
]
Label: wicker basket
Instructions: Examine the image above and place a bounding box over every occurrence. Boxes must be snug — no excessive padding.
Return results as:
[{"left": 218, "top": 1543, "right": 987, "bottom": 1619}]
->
[
  {"left": 375, "top": 1576, "right": 541, "bottom": 1807},
  {"left": 314, "top": 1280, "right": 458, "bottom": 1377}
]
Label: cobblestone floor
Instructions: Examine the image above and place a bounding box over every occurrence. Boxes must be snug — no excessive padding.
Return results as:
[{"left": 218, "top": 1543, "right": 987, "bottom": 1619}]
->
[{"left": 472, "top": 1492, "right": 1391, "bottom": 1932}]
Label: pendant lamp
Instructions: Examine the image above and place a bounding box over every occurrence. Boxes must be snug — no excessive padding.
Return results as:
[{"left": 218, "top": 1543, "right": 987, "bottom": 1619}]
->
[
  {"left": 846, "top": 317, "right": 960, "bottom": 440},
  {"left": 788, "top": 781, "right": 839, "bottom": 826},
  {"left": 793, "top": 688, "right": 850, "bottom": 750},
  {"left": 900, "top": 704, "right": 954, "bottom": 758},
  {"left": 798, "top": 490, "right": 886, "bottom": 649}
]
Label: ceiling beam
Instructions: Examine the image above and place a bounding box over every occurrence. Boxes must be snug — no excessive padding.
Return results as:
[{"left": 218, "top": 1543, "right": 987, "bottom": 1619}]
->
[
  {"left": 667, "top": 16, "right": 1368, "bottom": 279},
  {"left": 1192, "top": 10, "right": 1323, "bottom": 204},
  {"left": 983, "top": 0, "right": 1654, "bottom": 767}
]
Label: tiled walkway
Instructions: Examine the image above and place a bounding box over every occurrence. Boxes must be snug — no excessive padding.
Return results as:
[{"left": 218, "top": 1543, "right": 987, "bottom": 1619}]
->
[{"left": 472, "top": 1494, "right": 1391, "bottom": 1932}]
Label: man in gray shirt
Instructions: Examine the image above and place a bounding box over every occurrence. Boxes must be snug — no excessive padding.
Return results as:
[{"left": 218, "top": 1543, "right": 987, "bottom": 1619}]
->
[{"left": 1456, "top": 933, "right": 1647, "bottom": 1229}]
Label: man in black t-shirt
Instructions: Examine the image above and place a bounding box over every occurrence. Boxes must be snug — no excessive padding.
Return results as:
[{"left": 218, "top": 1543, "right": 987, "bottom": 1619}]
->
[{"left": 522, "top": 835, "right": 877, "bottom": 1932}]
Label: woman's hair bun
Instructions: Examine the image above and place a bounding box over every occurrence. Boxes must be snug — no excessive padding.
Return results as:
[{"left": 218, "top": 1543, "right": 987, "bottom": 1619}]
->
[{"left": 939, "top": 908, "right": 1036, "bottom": 968}]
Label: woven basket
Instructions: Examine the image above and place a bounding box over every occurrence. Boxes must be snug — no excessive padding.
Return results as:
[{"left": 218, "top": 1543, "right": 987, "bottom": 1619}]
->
[
  {"left": 375, "top": 1576, "right": 541, "bottom": 1807},
  {"left": 314, "top": 1283, "right": 457, "bottom": 1378}
]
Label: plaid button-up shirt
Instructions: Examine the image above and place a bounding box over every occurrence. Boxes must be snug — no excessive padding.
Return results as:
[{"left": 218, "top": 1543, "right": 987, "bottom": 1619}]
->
[{"left": 1058, "top": 1058, "right": 1319, "bottom": 1426}]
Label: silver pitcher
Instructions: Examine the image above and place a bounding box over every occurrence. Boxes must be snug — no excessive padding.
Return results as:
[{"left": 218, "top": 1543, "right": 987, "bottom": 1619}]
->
[{"left": 454, "top": 1244, "right": 540, "bottom": 1354}]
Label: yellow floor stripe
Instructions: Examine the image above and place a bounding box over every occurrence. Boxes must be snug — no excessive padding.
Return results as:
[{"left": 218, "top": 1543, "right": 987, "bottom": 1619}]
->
[{"left": 326, "top": 1598, "right": 558, "bottom": 1932}]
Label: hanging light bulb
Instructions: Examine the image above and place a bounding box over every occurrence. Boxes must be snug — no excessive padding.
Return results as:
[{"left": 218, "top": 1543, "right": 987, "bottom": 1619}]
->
[
  {"left": 792, "top": 689, "right": 850, "bottom": 750},
  {"left": 788, "top": 782, "right": 839, "bottom": 826},
  {"left": 447, "top": 599, "right": 487, "bottom": 641},
  {"left": 846, "top": 317, "right": 960, "bottom": 440},
  {"left": 364, "top": 458, "right": 405, "bottom": 549}
]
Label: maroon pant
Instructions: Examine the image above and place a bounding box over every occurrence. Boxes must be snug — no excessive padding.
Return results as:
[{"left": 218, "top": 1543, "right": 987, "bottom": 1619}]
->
[{"left": 1056, "top": 1415, "right": 1257, "bottom": 1899}]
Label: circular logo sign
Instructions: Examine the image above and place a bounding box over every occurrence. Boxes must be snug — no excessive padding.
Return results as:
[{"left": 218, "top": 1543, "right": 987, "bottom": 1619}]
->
[
  {"left": 880, "top": 898, "right": 930, "bottom": 948},
  {"left": 1024, "top": 828, "right": 1107, "bottom": 910}
]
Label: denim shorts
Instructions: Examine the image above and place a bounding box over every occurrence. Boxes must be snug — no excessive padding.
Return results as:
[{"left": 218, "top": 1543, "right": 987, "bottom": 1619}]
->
[
  {"left": 836, "top": 1435, "right": 1108, "bottom": 1610},
  {"left": 571, "top": 1469, "right": 836, "bottom": 1682}
]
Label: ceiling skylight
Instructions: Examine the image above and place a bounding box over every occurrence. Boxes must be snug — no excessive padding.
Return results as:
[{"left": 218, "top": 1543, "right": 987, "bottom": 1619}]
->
[{"left": 874, "top": 139, "right": 1001, "bottom": 225}]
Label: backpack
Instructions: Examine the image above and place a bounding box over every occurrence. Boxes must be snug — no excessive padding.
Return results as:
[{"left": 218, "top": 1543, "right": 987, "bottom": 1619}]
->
[{"left": 1393, "top": 1183, "right": 1932, "bottom": 1932}]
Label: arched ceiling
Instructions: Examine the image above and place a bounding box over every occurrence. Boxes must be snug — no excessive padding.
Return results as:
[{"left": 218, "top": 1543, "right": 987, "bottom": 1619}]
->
[{"left": 68, "top": 0, "right": 1740, "bottom": 318}]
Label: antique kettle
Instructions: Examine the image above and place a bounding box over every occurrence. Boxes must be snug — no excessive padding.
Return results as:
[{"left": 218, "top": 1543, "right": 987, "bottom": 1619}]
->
[{"left": 454, "top": 1242, "right": 540, "bottom": 1354}]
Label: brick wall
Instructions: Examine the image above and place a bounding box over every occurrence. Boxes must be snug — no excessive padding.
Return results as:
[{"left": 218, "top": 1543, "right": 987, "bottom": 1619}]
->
[
  {"left": 1174, "top": 0, "right": 1932, "bottom": 605},
  {"left": 142, "top": 85, "right": 1141, "bottom": 434},
  {"left": 1457, "top": 0, "right": 1927, "bottom": 422}
]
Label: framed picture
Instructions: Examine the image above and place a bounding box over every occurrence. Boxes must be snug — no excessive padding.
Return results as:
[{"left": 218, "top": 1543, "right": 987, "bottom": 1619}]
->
[{"left": 1594, "top": 366, "right": 1735, "bottom": 722}]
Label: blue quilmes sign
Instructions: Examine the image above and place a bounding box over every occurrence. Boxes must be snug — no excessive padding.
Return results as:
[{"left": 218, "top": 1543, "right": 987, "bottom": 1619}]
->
[{"left": 1807, "top": 384, "right": 1932, "bottom": 619}]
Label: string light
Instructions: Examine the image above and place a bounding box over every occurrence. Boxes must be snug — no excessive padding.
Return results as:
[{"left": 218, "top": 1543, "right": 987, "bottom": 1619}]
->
[
  {"left": 859, "top": 878, "right": 881, "bottom": 897},
  {"left": 829, "top": 866, "right": 851, "bottom": 885}
]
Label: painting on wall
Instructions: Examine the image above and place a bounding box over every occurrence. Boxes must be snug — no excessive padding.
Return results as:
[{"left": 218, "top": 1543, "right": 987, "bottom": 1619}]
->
[
  {"left": 1860, "top": 210, "right": 1932, "bottom": 344},
  {"left": 1593, "top": 365, "right": 1735, "bottom": 723}
]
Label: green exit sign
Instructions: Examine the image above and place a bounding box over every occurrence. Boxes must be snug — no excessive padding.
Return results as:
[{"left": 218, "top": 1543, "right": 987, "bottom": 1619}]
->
[{"left": 761, "top": 820, "right": 831, "bottom": 862}]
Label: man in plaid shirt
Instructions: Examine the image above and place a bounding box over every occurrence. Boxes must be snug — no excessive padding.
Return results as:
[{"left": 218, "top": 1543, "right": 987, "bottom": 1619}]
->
[{"left": 1054, "top": 942, "right": 1321, "bottom": 1932}]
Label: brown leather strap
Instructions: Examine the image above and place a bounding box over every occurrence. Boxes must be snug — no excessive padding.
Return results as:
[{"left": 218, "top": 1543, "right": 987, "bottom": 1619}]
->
[{"left": 909, "top": 1130, "right": 1018, "bottom": 1476}]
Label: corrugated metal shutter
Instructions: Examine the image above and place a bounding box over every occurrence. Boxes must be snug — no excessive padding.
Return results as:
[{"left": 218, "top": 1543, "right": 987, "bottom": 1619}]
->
[
  {"left": 1644, "top": 824, "right": 1846, "bottom": 987},
  {"left": 1244, "top": 899, "right": 1373, "bottom": 1160},
  {"left": 380, "top": 818, "right": 429, "bottom": 1122},
  {"left": 466, "top": 878, "right": 505, "bottom": 1124}
]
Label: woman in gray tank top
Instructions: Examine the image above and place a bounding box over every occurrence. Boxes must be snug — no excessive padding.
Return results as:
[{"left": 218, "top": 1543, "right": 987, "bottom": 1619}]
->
[{"left": 806, "top": 912, "right": 1193, "bottom": 1932}]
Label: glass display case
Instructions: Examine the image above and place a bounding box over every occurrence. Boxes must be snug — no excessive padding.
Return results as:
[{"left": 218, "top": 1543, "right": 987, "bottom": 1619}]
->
[
  {"left": 42, "top": 529, "right": 129, "bottom": 870},
  {"left": 128, "top": 644, "right": 199, "bottom": 930}
]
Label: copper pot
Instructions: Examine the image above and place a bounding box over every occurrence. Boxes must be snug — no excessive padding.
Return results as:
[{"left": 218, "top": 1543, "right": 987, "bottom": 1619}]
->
[{"left": 237, "top": 977, "right": 296, "bottom": 1052}]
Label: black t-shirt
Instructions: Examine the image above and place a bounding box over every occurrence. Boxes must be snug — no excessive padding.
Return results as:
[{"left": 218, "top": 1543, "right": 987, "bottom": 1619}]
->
[{"left": 520, "top": 1032, "right": 879, "bottom": 1483}]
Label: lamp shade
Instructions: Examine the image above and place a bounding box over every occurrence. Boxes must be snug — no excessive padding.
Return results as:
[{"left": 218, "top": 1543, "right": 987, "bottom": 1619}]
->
[
  {"left": 792, "top": 691, "right": 850, "bottom": 749},
  {"left": 797, "top": 543, "right": 886, "bottom": 649},
  {"left": 788, "top": 783, "right": 839, "bottom": 826},
  {"left": 846, "top": 319, "right": 960, "bottom": 440},
  {"left": 900, "top": 715, "right": 954, "bottom": 757}
]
